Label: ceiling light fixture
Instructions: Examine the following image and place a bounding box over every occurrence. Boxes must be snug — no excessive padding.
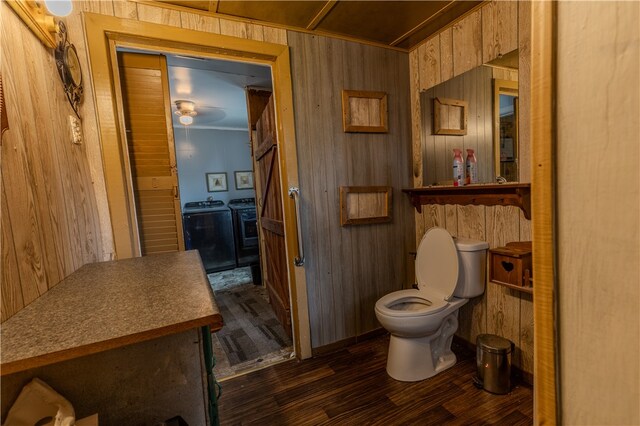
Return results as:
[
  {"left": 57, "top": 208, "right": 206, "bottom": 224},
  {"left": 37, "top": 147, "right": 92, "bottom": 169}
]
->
[
  {"left": 179, "top": 115, "right": 194, "bottom": 126},
  {"left": 44, "top": 0, "right": 73, "bottom": 17},
  {"left": 174, "top": 100, "right": 197, "bottom": 126}
]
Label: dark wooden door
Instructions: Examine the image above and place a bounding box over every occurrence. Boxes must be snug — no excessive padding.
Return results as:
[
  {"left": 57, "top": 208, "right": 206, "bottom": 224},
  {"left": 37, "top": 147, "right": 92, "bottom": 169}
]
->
[{"left": 254, "top": 95, "right": 292, "bottom": 337}]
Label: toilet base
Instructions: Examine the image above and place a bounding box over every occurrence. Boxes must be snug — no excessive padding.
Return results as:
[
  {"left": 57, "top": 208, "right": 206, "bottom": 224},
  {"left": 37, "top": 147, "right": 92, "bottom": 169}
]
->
[{"left": 385, "top": 313, "right": 459, "bottom": 382}]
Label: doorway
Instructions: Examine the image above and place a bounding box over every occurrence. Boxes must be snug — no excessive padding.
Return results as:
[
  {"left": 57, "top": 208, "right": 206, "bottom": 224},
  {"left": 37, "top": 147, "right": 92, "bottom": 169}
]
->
[
  {"left": 84, "top": 13, "right": 312, "bottom": 362},
  {"left": 116, "top": 48, "right": 295, "bottom": 378}
]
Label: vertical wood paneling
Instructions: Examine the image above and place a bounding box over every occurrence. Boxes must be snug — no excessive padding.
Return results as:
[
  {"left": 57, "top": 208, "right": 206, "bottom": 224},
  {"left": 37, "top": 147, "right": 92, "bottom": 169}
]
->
[
  {"left": 456, "top": 205, "right": 486, "bottom": 344},
  {"left": 346, "top": 42, "right": 373, "bottom": 336},
  {"left": 324, "top": 36, "right": 350, "bottom": 341},
  {"left": 263, "top": 26, "right": 287, "bottom": 45},
  {"left": 361, "top": 44, "right": 383, "bottom": 335},
  {"left": 519, "top": 292, "right": 534, "bottom": 376},
  {"left": 136, "top": 3, "right": 182, "bottom": 27},
  {"left": 485, "top": 206, "right": 522, "bottom": 369},
  {"left": 220, "top": 19, "right": 264, "bottom": 41},
  {"left": 290, "top": 34, "right": 322, "bottom": 344},
  {"left": 79, "top": 0, "right": 114, "bottom": 16},
  {"left": 180, "top": 11, "right": 220, "bottom": 33},
  {"left": 25, "top": 45, "right": 76, "bottom": 281},
  {"left": 481, "top": 0, "right": 518, "bottom": 64},
  {"left": 289, "top": 32, "right": 411, "bottom": 348},
  {"left": 1, "top": 182, "right": 23, "bottom": 322},
  {"left": 1, "top": 52, "right": 49, "bottom": 310},
  {"left": 1, "top": 2, "right": 103, "bottom": 321},
  {"left": 409, "top": 2, "right": 533, "bottom": 376},
  {"left": 452, "top": 12, "right": 482, "bottom": 76},
  {"left": 409, "top": 49, "right": 424, "bottom": 248},
  {"left": 517, "top": 0, "right": 532, "bottom": 183},
  {"left": 113, "top": 1, "right": 138, "bottom": 20},
  {"left": 419, "top": 37, "right": 441, "bottom": 91},
  {"left": 66, "top": 11, "right": 114, "bottom": 262},
  {"left": 439, "top": 28, "right": 454, "bottom": 82},
  {"left": 557, "top": 2, "right": 639, "bottom": 423}
]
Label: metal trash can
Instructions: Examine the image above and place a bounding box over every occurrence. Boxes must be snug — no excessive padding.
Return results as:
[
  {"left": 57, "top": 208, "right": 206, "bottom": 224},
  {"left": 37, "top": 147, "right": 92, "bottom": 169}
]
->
[{"left": 475, "top": 334, "right": 513, "bottom": 394}]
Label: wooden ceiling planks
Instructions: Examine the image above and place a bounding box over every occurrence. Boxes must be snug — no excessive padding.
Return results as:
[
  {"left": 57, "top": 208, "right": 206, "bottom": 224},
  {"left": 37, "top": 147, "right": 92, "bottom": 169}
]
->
[
  {"left": 148, "top": 0, "right": 485, "bottom": 51},
  {"left": 316, "top": 1, "right": 452, "bottom": 46},
  {"left": 217, "top": 1, "right": 327, "bottom": 28}
]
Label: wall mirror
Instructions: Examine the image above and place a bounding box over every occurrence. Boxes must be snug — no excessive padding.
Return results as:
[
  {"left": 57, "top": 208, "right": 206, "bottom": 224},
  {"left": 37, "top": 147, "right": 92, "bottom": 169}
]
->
[{"left": 420, "top": 49, "right": 519, "bottom": 186}]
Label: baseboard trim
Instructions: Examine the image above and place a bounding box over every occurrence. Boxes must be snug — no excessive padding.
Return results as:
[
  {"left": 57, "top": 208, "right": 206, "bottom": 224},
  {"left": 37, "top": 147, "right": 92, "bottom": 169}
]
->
[
  {"left": 312, "top": 328, "right": 388, "bottom": 357},
  {"left": 453, "top": 335, "right": 533, "bottom": 386}
]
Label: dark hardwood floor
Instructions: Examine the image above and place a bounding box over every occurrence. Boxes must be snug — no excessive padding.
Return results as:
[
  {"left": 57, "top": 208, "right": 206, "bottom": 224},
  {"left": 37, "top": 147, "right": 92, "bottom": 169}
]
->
[{"left": 217, "top": 334, "right": 533, "bottom": 425}]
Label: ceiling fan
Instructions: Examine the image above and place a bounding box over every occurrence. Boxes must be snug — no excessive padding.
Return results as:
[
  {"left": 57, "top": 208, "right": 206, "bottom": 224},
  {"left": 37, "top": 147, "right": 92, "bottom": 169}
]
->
[{"left": 174, "top": 100, "right": 227, "bottom": 125}]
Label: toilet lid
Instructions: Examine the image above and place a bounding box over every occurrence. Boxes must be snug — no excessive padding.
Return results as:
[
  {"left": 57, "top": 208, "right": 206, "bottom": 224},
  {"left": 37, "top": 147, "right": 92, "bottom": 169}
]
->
[{"left": 415, "top": 227, "right": 459, "bottom": 301}]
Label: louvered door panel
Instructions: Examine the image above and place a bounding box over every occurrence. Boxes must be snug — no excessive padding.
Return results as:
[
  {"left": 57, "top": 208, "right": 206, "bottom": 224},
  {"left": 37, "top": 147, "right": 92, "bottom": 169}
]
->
[{"left": 118, "top": 52, "right": 184, "bottom": 255}]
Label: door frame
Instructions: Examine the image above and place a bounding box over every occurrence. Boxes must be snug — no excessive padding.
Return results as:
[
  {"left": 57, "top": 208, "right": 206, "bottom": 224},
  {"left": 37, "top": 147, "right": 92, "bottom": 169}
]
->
[
  {"left": 531, "top": 1, "right": 558, "bottom": 424},
  {"left": 83, "top": 12, "right": 312, "bottom": 359}
]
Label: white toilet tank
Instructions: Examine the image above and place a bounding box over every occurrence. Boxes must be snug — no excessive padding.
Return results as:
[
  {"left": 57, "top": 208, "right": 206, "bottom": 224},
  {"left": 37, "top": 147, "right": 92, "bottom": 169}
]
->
[{"left": 453, "top": 237, "right": 489, "bottom": 298}]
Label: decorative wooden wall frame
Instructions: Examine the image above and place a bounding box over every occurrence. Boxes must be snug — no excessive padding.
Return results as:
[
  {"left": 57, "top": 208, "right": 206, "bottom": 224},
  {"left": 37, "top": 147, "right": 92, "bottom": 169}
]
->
[
  {"left": 433, "top": 97, "right": 468, "bottom": 135},
  {"left": 6, "top": 0, "right": 58, "bottom": 48},
  {"left": 340, "top": 186, "right": 392, "bottom": 226},
  {"left": 341, "top": 90, "right": 388, "bottom": 133}
]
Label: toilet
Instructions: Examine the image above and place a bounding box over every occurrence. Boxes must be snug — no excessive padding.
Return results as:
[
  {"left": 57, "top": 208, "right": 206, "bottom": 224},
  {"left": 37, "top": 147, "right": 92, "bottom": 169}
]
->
[{"left": 375, "top": 227, "right": 489, "bottom": 382}]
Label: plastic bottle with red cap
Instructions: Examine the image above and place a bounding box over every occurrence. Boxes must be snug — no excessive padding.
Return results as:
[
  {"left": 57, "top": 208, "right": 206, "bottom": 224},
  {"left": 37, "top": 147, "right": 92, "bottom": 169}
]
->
[{"left": 453, "top": 149, "right": 464, "bottom": 187}]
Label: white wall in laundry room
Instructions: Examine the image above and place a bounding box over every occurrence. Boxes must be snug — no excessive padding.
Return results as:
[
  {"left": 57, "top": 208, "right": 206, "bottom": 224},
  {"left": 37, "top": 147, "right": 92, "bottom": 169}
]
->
[{"left": 174, "top": 128, "right": 256, "bottom": 206}]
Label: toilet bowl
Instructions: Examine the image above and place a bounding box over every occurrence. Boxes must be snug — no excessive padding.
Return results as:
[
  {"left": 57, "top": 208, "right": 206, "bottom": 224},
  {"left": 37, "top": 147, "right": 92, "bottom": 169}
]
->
[{"left": 375, "top": 227, "right": 488, "bottom": 382}]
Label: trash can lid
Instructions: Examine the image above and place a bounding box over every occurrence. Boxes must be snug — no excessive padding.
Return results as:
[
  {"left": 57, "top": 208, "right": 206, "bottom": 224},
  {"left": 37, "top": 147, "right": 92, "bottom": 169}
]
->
[{"left": 477, "top": 334, "right": 513, "bottom": 354}]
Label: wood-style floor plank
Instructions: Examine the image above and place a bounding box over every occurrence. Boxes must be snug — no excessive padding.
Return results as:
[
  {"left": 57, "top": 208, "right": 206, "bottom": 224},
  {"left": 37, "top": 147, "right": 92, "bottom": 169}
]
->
[{"left": 217, "top": 335, "right": 533, "bottom": 425}]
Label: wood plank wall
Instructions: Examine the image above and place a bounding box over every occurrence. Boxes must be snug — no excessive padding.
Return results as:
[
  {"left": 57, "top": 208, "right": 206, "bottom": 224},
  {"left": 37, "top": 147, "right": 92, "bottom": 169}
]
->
[
  {"left": 556, "top": 2, "right": 639, "bottom": 423},
  {"left": 409, "top": 1, "right": 534, "bottom": 376},
  {"left": 2, "top": 0, "right": 414, "bottom": 348},
  {"left": 0, "top": 0, "right": 289, "bottom": 321},
  {"left": 288, "top": 32, "right": 413, "bottom": 349},
  {"left": 0, "top": 3, "right": 105, "bottom": 322}
]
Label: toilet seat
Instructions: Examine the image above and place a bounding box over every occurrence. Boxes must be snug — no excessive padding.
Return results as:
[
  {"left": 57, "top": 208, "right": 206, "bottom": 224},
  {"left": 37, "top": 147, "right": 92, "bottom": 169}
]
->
[
  {"left": 415, "top": 227, "right": 459, "bottom": 301},
  {"left": 375, "top": 289, "right": 448, "bottom": 317}
]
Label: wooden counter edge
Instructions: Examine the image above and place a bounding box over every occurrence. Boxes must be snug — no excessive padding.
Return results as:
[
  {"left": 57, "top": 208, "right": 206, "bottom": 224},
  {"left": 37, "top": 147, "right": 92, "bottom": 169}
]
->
[{"left": 0, "top": 314, "right": 223, "bottom": 377}]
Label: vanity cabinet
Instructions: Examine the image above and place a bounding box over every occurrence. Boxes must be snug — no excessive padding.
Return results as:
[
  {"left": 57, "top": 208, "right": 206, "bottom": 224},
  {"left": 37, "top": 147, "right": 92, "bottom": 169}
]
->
[{"left": 0, "top": 251, "right": 223, "bottom": 425}]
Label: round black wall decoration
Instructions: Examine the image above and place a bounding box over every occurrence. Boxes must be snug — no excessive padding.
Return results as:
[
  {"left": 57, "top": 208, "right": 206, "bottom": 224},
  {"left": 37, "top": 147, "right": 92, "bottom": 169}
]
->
[{"left": 55, "top": 21, "right": 83, "bottom": 116}]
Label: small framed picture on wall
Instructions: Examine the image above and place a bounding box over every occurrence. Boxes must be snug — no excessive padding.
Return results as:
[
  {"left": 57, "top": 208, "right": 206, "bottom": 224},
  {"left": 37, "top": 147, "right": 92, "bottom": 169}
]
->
[
  {"left": 234, "top": 171, "right": 254, "bottom": 190},
  {"left": 206, "top": 172, "right": 228, "bottom": 192}
]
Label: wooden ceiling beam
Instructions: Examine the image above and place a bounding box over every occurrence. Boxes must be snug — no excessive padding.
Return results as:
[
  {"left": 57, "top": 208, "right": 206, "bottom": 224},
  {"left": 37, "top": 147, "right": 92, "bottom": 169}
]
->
[
  {"left": 390, "top": 1, "right": 457, "bottom": 47},
  {"left": 306, "top": 0, "right": 338, "bottom": 30}
]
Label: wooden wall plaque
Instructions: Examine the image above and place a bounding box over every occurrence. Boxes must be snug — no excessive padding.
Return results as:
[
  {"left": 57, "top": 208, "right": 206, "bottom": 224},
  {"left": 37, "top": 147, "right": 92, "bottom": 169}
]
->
[
  {"left": 433, "top": 97, "right": 468, "bottom": 135},
  {"left": 341, "top": 90, "right": 388, "bottom": 133},
  {"left": 340, "top": 186, "right": 392, "bottom": 226}
]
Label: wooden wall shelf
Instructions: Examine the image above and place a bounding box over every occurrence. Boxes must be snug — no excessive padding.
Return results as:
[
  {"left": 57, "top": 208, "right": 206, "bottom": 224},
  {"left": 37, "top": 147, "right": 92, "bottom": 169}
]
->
[{"left": 402, "top": 183, "right": 531, "bottom": 219}]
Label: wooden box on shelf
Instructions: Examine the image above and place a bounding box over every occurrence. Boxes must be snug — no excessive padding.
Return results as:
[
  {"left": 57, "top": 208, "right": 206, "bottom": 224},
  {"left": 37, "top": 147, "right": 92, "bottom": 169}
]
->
[{"left": 489, "top": 241, "right": 533, "bottom": 293}]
